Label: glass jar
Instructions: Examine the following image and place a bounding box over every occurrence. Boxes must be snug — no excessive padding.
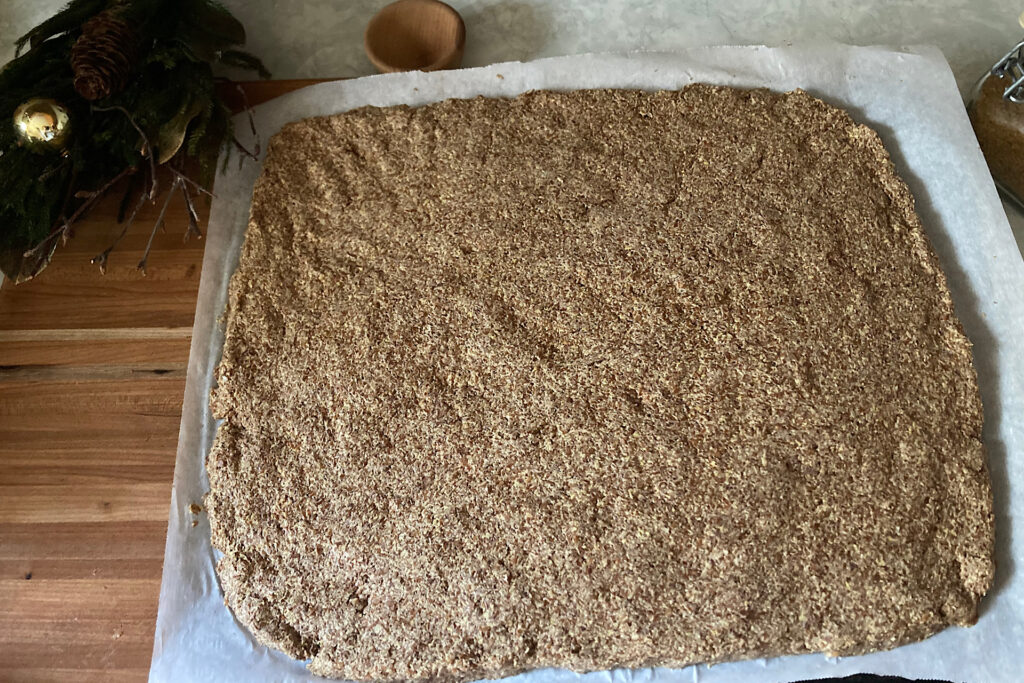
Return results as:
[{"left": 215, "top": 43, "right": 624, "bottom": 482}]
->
[{"left": 967, "top": 39, "right": 1024, "bottom": 209}]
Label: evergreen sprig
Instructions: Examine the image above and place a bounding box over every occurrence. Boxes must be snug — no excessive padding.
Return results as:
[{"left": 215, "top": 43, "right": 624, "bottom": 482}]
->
[{"left": 0, "top": 0, "right": 268, "bottom": 282}]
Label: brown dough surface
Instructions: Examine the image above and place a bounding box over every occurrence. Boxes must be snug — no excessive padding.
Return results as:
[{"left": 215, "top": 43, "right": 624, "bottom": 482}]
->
[{"left": 206, "top": 86, "right": 994, "bottom": 681}]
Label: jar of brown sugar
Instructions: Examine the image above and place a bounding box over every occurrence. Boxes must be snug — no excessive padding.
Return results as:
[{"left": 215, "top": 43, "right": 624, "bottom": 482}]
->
[{"left": 968, "top": 37, "right": 1024, "bottom": 208}]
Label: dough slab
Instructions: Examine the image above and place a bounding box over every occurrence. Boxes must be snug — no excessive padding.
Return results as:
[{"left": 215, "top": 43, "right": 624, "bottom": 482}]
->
[{"left": 206, "top": 86, "right": 994, "bottom": 681}]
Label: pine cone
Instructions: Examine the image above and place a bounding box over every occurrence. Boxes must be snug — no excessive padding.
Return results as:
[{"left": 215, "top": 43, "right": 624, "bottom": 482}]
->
[{"left": 71, "top": 11, "right": 140, "bottom": 101}]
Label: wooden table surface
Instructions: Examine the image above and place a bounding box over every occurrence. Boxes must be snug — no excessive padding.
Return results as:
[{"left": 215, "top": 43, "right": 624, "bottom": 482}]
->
[{"left": 0, "top": 79, "right": 326, "bottom": 683}]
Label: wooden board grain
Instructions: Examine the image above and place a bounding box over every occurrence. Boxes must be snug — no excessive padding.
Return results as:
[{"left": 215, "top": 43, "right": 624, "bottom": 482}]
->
[{"left": 0, "top": 79, "right": 328, "bottom": 683}]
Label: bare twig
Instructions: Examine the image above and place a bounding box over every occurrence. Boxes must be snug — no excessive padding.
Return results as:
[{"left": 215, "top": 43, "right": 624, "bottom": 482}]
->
[
  {"left": 234, "top": 81, "right": 260, "bottom": 157},
  {"left": 55, "top": 168, "right": 78, "bottom": 245},
  {"left": 117, "top": 172, "right": 141, "bottom": 223},
  {"left": 138, "top": 177, "right": 182, "bottom": 275},
  {"left": 211, "top": 79, "right": 261, "bottom": 166},
  {"left": 231, "top": 136, "right": 258, "bottom": 162},
  {"left": 167, "top": 166, "right": 215, "bottom": 199},
  {"left": 23, "top": 166, "right": 135, "bottom": 260},
  {"left": 225, "top": 81, "right": 261, "bottom": 168},
  {"left": 93, "top": 104, "right": 158, "bottom": 199},
  {"left": 24, "top": 226, "right": 63, "bottom": 262},
  {"left": 84, "top": 163, "right": 208, "bottom": 272},
  {"left": 92, "top": 181, "right": 149, "bottom": 274},
  {"left": 55, "top": 167, "right": 77, "bottom": 224},
  {"left": 38, "top": 157, "right": 70, "bottom": 182},
  {"left": 180, "top": 181, "right": 203, "bottom": 242}
]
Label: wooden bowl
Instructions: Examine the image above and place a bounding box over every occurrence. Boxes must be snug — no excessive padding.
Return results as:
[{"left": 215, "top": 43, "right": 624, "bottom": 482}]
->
[{"left": 364, "top": 0, "right": 466, "bottom": 73}]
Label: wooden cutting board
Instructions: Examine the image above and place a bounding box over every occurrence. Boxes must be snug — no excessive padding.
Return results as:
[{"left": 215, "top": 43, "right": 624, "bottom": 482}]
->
[{"left": 0, "top": 79, "right": 326, "bottom": 682}]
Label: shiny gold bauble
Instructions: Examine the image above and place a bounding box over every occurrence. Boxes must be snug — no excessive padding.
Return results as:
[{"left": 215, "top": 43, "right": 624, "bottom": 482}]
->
[{"left": 12, "top": 98, "right": 72, "bottom": 152}]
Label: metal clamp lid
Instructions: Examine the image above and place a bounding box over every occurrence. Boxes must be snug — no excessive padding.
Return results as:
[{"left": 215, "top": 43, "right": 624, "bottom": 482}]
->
[{"left": 992, "top": 39, "right": 1024, "bottom": 102}]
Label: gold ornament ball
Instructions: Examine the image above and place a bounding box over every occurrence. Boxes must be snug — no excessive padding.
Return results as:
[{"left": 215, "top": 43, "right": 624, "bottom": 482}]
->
[{"left": 13, "top": 98, "right": 72, "bottom": 151}]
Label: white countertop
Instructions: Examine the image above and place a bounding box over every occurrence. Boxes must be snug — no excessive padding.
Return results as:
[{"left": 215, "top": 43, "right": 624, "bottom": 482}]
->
[{"left": 3, "top": 0, "right": 1024, "bottom": 253}]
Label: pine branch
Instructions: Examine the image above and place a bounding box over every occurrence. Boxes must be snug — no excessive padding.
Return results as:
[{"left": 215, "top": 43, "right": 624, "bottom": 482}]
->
[
  {"left": 2, "top": 0, "right": 263, "bottom": 281},
  {"left": 15, "top": 0, "right": 106, "bottom": 55},
  {"left": 218, "top": 49, "right": 271, "bottom": 79}
]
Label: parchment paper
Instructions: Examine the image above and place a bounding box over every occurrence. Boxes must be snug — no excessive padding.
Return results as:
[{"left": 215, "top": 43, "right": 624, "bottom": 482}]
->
[{"left": 149, "top": 46, "right": 1024, "bottom": 683}]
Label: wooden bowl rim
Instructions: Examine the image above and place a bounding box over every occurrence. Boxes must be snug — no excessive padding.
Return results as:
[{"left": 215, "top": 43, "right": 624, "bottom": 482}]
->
[{"left": 364, "top": 0, "right": 467, "bottom": 73}]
